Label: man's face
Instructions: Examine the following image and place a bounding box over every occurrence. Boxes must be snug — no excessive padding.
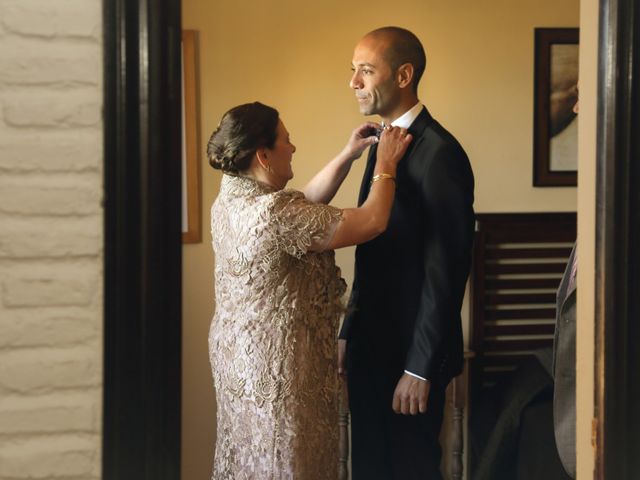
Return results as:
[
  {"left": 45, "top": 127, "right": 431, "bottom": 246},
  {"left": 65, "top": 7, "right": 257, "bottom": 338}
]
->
[{"left": 350, "top": 36, "right": 400, "bottom": 119}]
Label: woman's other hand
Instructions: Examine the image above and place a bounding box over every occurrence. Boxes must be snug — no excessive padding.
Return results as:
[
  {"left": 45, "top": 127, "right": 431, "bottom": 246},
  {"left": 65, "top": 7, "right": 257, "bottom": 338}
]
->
[
  {"left": 377, "top": 126, "right": 412, "bottom": 166},
  {"left": 342, "top": 122, "right": 381, "bottom": 161}
]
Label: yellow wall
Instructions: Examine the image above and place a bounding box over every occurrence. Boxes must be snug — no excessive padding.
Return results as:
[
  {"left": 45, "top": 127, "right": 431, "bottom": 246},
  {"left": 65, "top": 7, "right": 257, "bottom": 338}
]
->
[
  {"left": 182, "top": 1, "right": 580, "bottom": 478},
  {"left": 576, "top": 0, "right": 597, "bottom": 476}
]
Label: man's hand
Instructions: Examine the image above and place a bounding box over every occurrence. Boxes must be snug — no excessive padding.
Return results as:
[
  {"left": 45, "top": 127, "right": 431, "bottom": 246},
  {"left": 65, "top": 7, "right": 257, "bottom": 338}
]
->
[{"left": 392, "top": 373, "right": 430, "bottom": 415}]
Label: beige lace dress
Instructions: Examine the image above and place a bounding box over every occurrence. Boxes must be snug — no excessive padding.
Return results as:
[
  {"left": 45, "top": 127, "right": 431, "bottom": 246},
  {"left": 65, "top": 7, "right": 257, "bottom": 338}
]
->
[{"left": 209, "top": 174, "right": 346, "bottom": 479}]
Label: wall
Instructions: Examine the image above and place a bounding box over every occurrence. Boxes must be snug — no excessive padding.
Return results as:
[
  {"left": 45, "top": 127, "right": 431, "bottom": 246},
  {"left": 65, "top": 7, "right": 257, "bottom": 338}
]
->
[
  {"left": 0, "top": 1, "right": 103, "bottom": 478},
  {"left": 182, "top": 0, "right": 579, "bottom": 478},
  {"left": 576, "top": 0, "right": 597, "bottom": 476}
]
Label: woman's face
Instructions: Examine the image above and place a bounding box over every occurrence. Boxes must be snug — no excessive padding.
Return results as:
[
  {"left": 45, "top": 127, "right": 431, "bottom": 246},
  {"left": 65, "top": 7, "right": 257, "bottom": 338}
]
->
[{"left": 265, "top": 119, "right": 296, "bottom": 183}]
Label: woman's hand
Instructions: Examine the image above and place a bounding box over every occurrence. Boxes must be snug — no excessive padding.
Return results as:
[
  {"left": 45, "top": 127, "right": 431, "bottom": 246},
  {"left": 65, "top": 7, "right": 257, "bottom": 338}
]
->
[
  {"left": 342, "top": 122, "right": 381, "bottom": 161},
  {"left": 324, "top": 125, "right": 412, "bottom": 251},
  {"left": 377, "top": 126, "right": 412, "bottom": 166}
]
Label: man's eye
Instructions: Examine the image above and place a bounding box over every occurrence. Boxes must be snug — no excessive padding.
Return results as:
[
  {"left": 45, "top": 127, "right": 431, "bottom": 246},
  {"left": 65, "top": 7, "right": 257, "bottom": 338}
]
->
[{"left": 363, "top": 69, "right": 373, "bottom": 75}]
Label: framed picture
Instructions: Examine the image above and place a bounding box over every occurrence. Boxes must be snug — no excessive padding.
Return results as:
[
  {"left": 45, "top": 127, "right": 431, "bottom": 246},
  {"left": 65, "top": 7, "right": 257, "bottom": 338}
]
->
[
  {"left": 533, "top": 28, "right": 579, "bottom": 187},
  {"left": 182, "top": 30, "right": 202, "bottom": 243}
]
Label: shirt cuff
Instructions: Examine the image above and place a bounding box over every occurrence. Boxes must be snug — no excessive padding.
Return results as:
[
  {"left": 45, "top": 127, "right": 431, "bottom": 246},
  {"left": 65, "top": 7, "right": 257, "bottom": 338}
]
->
[{"left": 404, "top": 370, "right": 428, "bottom": 382}]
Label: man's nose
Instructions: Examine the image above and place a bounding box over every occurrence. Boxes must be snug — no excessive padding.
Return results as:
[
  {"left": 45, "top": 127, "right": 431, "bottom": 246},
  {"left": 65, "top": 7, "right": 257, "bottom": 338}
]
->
[{"left": 349, "top": 72, "right": 362, "bottom": 90}]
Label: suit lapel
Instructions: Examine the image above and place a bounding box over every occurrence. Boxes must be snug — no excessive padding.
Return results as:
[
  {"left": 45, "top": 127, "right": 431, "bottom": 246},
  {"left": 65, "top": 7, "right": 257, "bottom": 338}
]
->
[
  {"left": 557, "top": 244, "right": 577, "bottom": 311},
  {"left": 357, "top": 107, "right": 434, "bottom": 205},
  {"left": 395, "top": 107, "right": 432, "bottom": 169},
  {"left": 407, "top": 107, "right": 432, "bottom": 143}
]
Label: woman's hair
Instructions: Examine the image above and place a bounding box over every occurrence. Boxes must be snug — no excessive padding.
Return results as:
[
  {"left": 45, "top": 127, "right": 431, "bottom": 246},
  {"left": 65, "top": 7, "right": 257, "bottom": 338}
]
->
[{"left": 207, "top": 102, "right": 279, "bottom": 174}]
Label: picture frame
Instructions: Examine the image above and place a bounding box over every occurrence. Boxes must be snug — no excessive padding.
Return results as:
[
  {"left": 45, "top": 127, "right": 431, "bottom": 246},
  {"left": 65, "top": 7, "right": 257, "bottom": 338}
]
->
[
  {"left": 182, "top": 30, "right": 202, "bottom": 243},
  {"left": 533, "top": 28, "right": 579, "bottom": 187}
]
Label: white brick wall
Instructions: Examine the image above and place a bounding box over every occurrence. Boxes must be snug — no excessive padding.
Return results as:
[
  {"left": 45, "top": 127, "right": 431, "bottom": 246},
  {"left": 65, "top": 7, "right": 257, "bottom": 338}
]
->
[{"left": 0, "top": 0, "right": 103, "bottom": 478}]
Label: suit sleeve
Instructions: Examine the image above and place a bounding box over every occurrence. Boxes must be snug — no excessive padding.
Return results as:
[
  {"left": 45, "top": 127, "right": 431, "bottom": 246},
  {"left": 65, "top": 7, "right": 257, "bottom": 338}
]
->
[{"left": 404, "top": 143, "right": 475, "bottom": 379}]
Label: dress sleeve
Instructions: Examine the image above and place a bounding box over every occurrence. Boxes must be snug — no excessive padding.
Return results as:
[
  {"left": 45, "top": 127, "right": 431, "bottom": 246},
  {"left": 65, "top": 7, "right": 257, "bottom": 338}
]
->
[{"left": 271, "top": 189, "right": 343, "bottom": 258}]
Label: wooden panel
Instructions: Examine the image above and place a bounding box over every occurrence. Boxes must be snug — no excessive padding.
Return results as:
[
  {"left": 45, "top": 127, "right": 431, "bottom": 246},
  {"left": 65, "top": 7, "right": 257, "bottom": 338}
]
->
[
  {"left": 484, "top": 263, "right": 567, "bottom": 275},
  {"left": 485, "top": 308, "right": 556, "bottom": 320},
  {"left": 484, "top": 293, "right": 557, "bottom": 305},
  {"left": 484, "top": 247, "right": 573, "bottom": 259},
  {"left": 484, "top": 323, "right": 556, "bottom": 336},
  {"left": 480, "top": 354, "right": 537, "bottom": 368},
  {"left": 484, "top": 339, "right": 552, "bottom": 352},
  {"left": 484, "top": 230, "right": 575, "bottom": 243},
  {"left": 469, "top": 212, "right": 577, "bottom": 480},
  {"left": 485, "top": 278, "right": 562, "bottom": 290},
  {"left": 474, "top": 212, "right": 577, "bottom": 226}
]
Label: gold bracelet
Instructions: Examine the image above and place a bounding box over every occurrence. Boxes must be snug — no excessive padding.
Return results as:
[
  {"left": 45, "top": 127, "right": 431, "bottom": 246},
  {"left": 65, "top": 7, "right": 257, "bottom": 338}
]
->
[{"left": 371, "top": 173, "right": 396, "bottom": 185}]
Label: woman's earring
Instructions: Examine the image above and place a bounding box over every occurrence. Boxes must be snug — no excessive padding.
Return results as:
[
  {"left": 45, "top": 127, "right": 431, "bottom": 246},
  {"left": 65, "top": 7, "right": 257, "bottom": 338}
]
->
[{"left": 266, "top": 164, "right": 272, "bottom": 173}]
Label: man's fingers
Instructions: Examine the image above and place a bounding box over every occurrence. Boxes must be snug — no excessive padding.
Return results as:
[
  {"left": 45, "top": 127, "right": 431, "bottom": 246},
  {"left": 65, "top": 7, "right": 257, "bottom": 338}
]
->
[
  {"left": 392, "top": 392, "right": 401, "bottom": 413},
  {"left": 402, "top": 393, "right": 415, "bottom": 415},
  {"left": 401, "top": 395, "right": 410, "bottom": 415},
  {"left": 409, "top": 398, "right": 419, "bottom": 415},
  {"left": 393, "top": 374, "right": 430, "bottom": 415},
  {"left": 419, "top": 396, "right": 428, "bottom": 414},
  {"left": 419, "top": 380, "right": 430, "bottom": 413}
]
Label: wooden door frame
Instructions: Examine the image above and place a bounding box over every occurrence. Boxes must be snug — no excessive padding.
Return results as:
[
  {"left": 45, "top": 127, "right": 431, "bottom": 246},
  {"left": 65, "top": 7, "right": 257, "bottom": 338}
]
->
[
  {"left": 594, "top": 0, "right": 640, "bottom": 477},
  {"left": 102, "top": 0, "right": 182, "bottom": 478},
  {"left": 101, "top": 0, "right": 639, "bottom": 477}
]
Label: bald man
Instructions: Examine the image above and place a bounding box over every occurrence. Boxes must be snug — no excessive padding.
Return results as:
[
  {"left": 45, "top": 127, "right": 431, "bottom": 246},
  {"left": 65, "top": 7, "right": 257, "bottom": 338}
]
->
[{"left": 338, "top": 27, "right": 475, "bottom": 479}]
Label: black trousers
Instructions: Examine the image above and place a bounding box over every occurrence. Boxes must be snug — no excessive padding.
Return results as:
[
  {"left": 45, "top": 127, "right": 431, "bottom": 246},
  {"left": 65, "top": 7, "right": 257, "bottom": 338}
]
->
[{"left": 347, "top": 345, "right": 446, "bottom": 480}]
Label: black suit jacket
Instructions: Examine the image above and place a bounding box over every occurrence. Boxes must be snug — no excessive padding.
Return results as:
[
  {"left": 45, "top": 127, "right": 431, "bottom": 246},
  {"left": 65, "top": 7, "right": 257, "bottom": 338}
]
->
[{"left": 339, "top": 107, "right": 475, "bottom": 386}]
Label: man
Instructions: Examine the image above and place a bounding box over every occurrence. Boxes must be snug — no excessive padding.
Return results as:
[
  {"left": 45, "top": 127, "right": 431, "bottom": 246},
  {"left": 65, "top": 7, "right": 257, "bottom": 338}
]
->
[
  {"left": 338, "top": 27, "right": 475, "bottom": 479},
  {"left": 552, "top": 96, "right": 579, "bottom": 479}
]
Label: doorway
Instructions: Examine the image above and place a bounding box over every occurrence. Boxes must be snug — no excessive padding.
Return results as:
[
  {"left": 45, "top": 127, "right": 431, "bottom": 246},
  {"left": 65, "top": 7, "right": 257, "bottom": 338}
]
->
[{"left": 102, "top": 0, "right": 639, "bottom": 478}]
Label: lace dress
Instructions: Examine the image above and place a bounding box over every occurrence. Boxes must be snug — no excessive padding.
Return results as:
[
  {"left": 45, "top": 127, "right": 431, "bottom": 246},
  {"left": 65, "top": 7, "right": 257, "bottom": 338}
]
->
[{"left": 209, "top": 174, "right": 346, "bottom": 479}]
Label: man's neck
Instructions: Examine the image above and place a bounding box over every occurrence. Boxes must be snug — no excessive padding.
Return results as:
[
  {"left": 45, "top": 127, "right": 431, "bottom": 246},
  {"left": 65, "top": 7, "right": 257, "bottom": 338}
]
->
[{"left": 381, "top": 96, "right": 421, "bottom": 125}]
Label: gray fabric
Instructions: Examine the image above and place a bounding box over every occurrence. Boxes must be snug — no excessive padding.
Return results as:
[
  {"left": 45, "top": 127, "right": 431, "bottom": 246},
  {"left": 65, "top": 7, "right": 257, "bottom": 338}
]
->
[
  {"left": 516, "top": 392, "right": 572, "bottom": 480},
  {"left": 552, "top": 244, "right": 577, "bottom": 478},
  {"left": 472, "top": 355, "right": 555, "bottom": 480},
  {"left": 534, "top": 346, "right": 554, "bottom": 378}
]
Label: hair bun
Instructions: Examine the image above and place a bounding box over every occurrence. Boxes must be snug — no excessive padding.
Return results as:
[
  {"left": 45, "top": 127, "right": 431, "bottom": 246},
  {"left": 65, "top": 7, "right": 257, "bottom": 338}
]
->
[
  {"left": 206, "top": 102, "right": 280, "bottom": 174},
  {"left": 207, "top": 125, "right": 240, "bottom": 173}
]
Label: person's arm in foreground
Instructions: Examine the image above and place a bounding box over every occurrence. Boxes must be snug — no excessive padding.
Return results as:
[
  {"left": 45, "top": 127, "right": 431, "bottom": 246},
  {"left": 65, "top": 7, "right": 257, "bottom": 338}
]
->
[{"left": 303, "top": 123, "right": 380, "bottom": 204}]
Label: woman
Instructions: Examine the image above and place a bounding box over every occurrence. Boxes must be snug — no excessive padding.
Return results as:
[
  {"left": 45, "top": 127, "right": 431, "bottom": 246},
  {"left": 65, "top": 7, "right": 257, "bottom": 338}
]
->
[{"left": 208, "top": 102, "right": 411, "bottom": 479}]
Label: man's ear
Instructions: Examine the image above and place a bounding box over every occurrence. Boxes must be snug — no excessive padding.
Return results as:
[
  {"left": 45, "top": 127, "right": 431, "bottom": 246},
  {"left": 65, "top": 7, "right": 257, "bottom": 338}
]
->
[{"left": 396, "top": 63, "right": 414, "bottom": 90}]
